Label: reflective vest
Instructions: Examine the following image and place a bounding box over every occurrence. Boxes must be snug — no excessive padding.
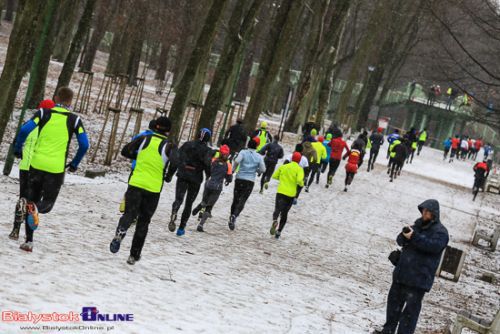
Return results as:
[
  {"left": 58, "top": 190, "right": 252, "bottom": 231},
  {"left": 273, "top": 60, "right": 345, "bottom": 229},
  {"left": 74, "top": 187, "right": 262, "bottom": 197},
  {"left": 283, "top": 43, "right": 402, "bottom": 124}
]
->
[
  {"left": 272, "top": 161, "right": 304, "bottom": 197},
  {"left": 30, "top": 107, "right": 84, "bottom": 173},
  {"left": 419, "top": 131, "right": 427, "bottom": 142},
  {"left": 390, "top": 139, "right": 401, "bottom": 158},
  {"left": 19, "top": 129, "right": 38, "bottom": 171},
  {"left": 311, "top": 141, "right": 327, "bottom": 164},
  {"left": 257, "top": 129, "right": 268, "bottom": 151},
  {"left": 129, "top": 134, "right": 169, "bottom": 193}
]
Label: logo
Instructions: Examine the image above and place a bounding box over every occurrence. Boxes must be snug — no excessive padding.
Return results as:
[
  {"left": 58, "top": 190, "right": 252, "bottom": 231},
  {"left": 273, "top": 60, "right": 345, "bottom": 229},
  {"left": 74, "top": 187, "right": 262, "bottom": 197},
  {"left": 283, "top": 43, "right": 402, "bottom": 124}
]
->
[{"left": 81, "top": 307, "right": 133, "bottom": 322}]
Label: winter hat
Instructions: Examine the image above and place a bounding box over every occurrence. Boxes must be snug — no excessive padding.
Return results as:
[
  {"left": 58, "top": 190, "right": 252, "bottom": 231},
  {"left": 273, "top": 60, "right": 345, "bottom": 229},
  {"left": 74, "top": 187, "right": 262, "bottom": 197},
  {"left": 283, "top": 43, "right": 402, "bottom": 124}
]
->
[
  {"left": 326, "top": 133, "right": 332, "bottom": 140},
  {"left": 377, "top": 127, "right": 383, "bottom": 133},
  {"left": 311, "top": 128, "right": 318, "bottom": 136},
  {"left": 261, "top": 121, "right": 268, "bottom": 129},
  {"left": 155, "top": 117, "right": 171, "bottom": 133},
  {"left": 292, "top": 152, "right": 302, "bottom": 163},
  {"left": 318, "top": 136, "right": 324, "bottom": 143},
  {"left": 295, "top": 143, "right": 303, "bottom": 153},
  {"left": 199, "top": 128, "right": 212, "bottom": 142},
  {"left": 220, "top": 144, "right": 230, "bottom": 156},
  {"left": 38, "top": 99, "right": 55, "bottom": 109},
  {"left": 248, "top": 136, "right": 260, "bottom": 149},
  {"left": 148, "top": 119, "right": 157, "bottom": 130}
]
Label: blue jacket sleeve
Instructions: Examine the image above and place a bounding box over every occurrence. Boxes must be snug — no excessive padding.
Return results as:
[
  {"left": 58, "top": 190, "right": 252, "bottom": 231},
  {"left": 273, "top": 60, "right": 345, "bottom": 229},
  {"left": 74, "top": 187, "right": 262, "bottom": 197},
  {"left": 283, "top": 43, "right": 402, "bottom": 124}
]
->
[
  {"left": 409, "top": 229, "right": 449, "bottom": 254},
  {"left": 14, "top": 120, "right": 37, "bottom": 152},
  {"left": 70, "top": 132, "right": 90, "bottom": 168}
]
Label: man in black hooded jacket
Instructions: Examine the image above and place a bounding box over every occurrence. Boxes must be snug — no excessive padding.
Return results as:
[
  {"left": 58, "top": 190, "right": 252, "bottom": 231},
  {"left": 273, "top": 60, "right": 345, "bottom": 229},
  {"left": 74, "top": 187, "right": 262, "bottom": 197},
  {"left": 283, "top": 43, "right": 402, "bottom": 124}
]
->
[
  {"left": 258, "top": 135, "right": 284, "bottom": 193},
  {"left": 167, "top": 128, "right": 213, "bottom": 236},
  {"left": 223, "top": 119, "right": 247, "bottom": 160},
  {"left": 375, "top": 199, "right": 449, "bottom": 334}
]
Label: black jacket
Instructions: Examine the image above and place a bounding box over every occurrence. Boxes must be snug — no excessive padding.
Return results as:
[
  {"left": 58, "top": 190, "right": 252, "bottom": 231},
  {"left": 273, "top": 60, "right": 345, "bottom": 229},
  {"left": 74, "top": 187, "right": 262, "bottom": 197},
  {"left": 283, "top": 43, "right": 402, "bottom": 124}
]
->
[
  {"left": 224, "top": 123, "right": 247, "bottom": 152},
  {"left": 205, "top": 158, "right": 232, "bottom": 191},
  {"left": 351, "top": 136, "right": 366, "bottom": 155},
  {"left": 393, "top": 199, "right": 449, "bottom": 292},
  {"left": 369, "top": 132, "right": 384, "bottom": 150},
  {"left": 392, "top": 142, "right": 408, "bottom": 163},
  {"left": 302, "top": 122, "right": 318, "bottom": 137},
  {"left": 259, "top": 141, "right": 284, "bottom": 164},
  {"left": 167, "top": 140, "right": 212, "bottom": 184}
]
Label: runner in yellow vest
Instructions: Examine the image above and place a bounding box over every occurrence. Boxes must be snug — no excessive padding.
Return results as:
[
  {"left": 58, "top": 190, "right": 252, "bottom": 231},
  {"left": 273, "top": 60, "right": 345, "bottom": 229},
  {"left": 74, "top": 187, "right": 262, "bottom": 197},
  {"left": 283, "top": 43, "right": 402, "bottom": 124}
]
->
[
  {"left": 110, "top": 117, "right": 175, "bottom": 265},
  {"left": 253, "top": 121, "right": 273, "bottom": 151},
  {"left": 270, "top": 152, "right": 304, "bottom": 239},
  {"left": 307, "top": 136, "right": 327, "bottom": 191},
  {"left": 417, "top": 129, "right": 428, "bottom": 156},
  {"left": 17, "top": 100, "right": 55, "bottom": 200},
  {"left": 10, "top": 88, "right": 89, "bottom": 252}
]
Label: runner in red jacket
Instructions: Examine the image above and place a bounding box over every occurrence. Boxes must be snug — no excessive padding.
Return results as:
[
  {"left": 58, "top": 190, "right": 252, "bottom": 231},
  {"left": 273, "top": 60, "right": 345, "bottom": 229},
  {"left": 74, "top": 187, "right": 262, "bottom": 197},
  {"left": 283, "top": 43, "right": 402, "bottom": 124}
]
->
[
  {"left": 473, "top": 139, "right": 482, "bottom": 160},
  {"left": 326, "top": 135, "right": 350, "bottom": 188},
  {"left": 449, "top": 136, "right": 460, "bottom": 163},
  {"left": 343, "top": 149, "right": 360, "bottom": 192}
]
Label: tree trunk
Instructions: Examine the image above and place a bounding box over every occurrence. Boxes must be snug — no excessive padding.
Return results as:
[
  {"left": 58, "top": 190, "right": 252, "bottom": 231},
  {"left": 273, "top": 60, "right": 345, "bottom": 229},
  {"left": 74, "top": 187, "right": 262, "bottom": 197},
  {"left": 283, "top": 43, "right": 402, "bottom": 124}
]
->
[
  {"left": 0, "top": 0, "right": 47, "bottom": 145},
  {"left": 285, "top": 0, "right": 351, "bottom": 132},
  {"left": 52, "top": 0, "right": 81, "bottom": 62},
  {"left": 4, "top": 0, "right": 15, "bottom": 21},
  {"left": 169, "top": 0, "right": 230, "bottom": 141},
  {"left": 283, "top": 0, "right": 328, "bottom": 132},
  {"left": 28, "top": 5, "right": 61, "bottom": 109},
  {"left": 80, "top": 0, "right": 117, "bottom": 72},
  {"left": 335, "top": 1, "right": 389, "bottom": 125},
  {"left": 243, "top": 0, "right": 304, "bottom": 131},
  {"left": 55, "top": 0, "right": 97, "bottom": 94},
  {"left": 355, "top": 0, "right": 418, "bottom": 129},
  {"left": 106, "top": 17, "right": 132, "bottom": 75},
  {"left": 0, "top": 0, "right": 4, "bottom": 24},
  {"left": 155, "top": 42, "right": 170, "bottom": 81},
  {"left": 316, "top": 8, "right": 350, "bottom": 128},
  {"left": 198, "top": 0, "right": 263, "bottom": 131},
  {"left": 234, "top": 49, "right": 253, "bottom": 103},
  {"left": 127, "top": 37, "right": 143, "bottom": 84}
]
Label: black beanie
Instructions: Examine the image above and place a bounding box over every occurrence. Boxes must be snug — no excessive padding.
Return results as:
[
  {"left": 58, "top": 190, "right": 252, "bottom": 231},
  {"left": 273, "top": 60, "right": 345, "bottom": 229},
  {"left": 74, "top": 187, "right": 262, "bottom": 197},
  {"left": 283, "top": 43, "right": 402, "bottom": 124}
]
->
[{"left": 155, "top": 117, "right": 171, "bottom": 133}]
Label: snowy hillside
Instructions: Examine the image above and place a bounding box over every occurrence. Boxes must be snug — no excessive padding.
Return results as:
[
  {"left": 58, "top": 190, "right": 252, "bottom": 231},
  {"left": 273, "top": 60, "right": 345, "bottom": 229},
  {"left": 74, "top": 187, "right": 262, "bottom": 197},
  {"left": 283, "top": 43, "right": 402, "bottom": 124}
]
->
[{"left": 1, "top": 144, "right": 499, "bottom": 334}]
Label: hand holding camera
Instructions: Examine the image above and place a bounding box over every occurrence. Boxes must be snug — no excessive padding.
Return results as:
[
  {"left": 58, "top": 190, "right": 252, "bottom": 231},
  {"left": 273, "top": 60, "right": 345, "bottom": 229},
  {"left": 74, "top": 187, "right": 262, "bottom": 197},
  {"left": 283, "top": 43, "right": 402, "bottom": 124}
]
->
[{"left": 402, "top": 226, "right": 413, "bottom": 239}]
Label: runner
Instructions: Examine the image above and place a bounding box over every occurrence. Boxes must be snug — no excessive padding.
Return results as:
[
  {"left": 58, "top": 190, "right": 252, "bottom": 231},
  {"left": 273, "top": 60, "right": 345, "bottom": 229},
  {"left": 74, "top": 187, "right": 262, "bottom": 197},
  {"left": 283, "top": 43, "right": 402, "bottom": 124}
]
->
[
  {"left": 269, "top": 152, "right": 304, "bottom": 239},
  {"left": 229, "top": 137, "right": 266, "bottom": 230},
  {"left": 109, "top": 117, "right": 174, "bottom": 264},
  {"left": 192, "top": 145, "right": 233, "bottom": 232},
  {"left": 167, "top": 128, "right": 213, "bottom": 236},
  {"left": 10, "top": 88, "right": 89, "bottom": 252},
  {"left": 258, "top": 135, "right": 284, "bottom": 194}
]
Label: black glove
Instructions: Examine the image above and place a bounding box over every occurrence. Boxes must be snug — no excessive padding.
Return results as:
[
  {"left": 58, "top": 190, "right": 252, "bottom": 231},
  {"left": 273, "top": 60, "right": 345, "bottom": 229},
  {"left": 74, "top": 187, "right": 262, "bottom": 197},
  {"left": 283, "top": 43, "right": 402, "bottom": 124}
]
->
[
  {"left": 14, "top": 150, "right": 22, "bottom": 159},
  {"left": 66, "top": 163, "right": 77, "bottom": 173},
  {"left": 388, "top": 249, "right": 401, "bottom": 266},
  {"left": 165, "top": 173, "right": 173, "bottom": 183}
]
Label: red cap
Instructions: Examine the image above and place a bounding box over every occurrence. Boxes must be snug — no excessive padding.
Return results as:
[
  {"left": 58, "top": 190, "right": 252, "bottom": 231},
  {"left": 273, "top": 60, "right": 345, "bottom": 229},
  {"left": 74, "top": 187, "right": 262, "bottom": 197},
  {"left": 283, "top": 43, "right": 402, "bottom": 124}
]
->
[
  {"left": 292, "top": 152, "right": 302, "bottom": 163},
  {"left": 38, "top": 99, "right": 55, "bottom": 109},
  {"left": 377, "top": 127, "right": 383, "bottom": 133},
  {"left": 220, "top": 144, "right": 230, "bottom": 156},
  {"left": 253, "top": 136, "right": 260, "bottom": 146},
  {"left": 318, "top": 136, "right": 324, "bottom": 143}
]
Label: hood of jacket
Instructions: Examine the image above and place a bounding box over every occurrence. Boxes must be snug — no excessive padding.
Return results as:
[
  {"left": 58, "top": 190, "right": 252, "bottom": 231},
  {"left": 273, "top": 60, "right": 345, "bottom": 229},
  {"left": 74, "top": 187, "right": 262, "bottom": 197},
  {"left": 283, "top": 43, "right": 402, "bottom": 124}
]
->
[{"left": 417, "top": 199, "right": 440, "bottom": 222}]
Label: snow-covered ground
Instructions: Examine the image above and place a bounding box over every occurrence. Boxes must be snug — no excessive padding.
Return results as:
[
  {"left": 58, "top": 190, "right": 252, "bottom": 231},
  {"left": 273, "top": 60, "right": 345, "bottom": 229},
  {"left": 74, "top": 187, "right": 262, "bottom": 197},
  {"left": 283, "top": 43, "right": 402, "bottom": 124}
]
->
[
  {"left": 0, "top": 20, "right": 498, "bottom": 334},
  {"left": 0, "top": 144, "right": 499, "bottom": 334}
]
